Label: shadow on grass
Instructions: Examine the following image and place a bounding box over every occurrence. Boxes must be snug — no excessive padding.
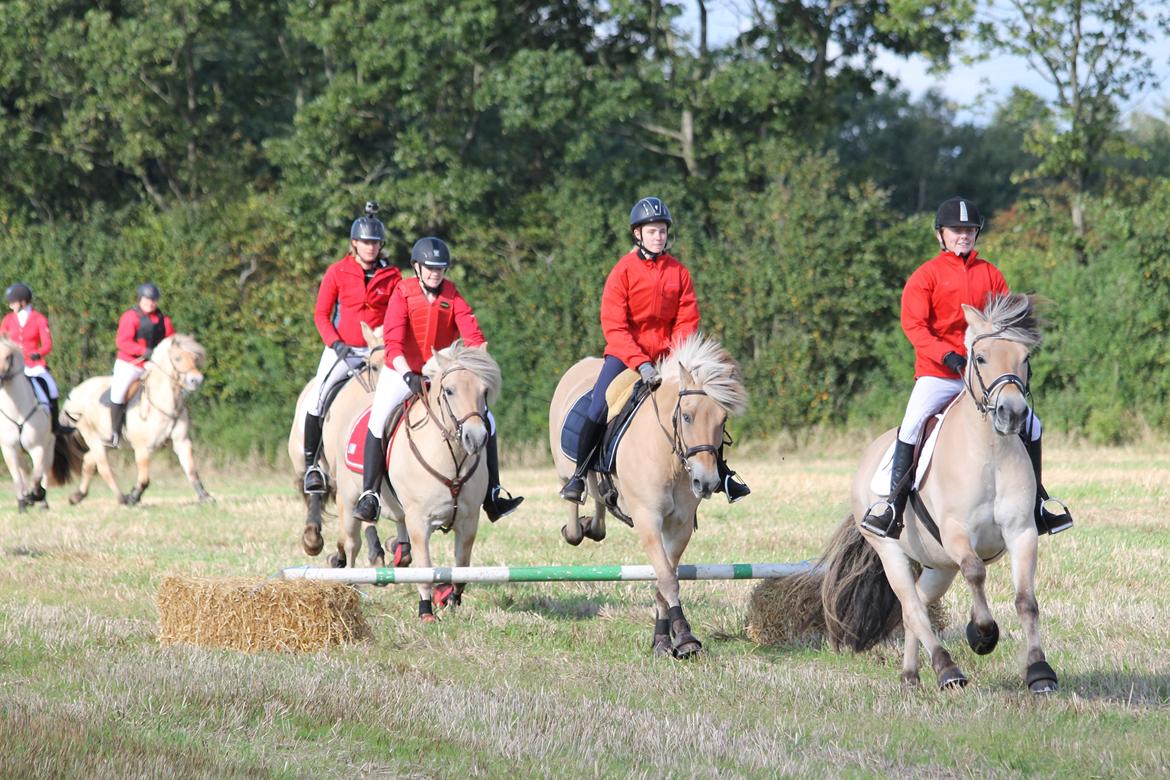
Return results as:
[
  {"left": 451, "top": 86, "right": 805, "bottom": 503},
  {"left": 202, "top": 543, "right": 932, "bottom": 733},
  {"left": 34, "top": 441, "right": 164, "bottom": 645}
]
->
[
  {"left": 1038, "top": 671, "right": 1170, "bottom": 706},
  {"left": 495, "top": 592, "right": 609, "bottom": 620}
]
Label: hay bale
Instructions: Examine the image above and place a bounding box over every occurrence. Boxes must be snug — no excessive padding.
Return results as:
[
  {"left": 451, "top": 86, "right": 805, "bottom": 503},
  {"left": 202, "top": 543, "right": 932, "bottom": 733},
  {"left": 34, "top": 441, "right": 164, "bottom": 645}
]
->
[
  {"left": 745, "top": 571, "right": 826, "bottom": 647},
  {"left": 157, "top": 576, "right": 371, "bottom": 653}
]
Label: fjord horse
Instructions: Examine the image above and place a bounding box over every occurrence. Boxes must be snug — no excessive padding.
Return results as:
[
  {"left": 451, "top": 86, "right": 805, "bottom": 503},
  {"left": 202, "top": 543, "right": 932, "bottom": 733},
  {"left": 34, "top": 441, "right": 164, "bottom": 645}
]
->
[
  {"left": 59, "top": 334, "right": 211, "bottom": 505},
  {"left": 329, "top": 337, "right": 500, "bottom": 620},
  {"left": 549, "top": 333, "right": 748, "bottom": 657},
  {"left": 820, "top": 293, "right": 1058, "bottom": 692},
  {"left": 0, "top": 335, "right": 66, "bottom": 510}
]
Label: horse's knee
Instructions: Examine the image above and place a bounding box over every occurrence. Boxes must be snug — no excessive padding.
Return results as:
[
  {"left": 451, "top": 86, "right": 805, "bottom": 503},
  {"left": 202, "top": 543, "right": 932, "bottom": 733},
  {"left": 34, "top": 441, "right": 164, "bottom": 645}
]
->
[
  {"left": 1014, "top": 592, "right": 1039, "bottom": 621},
  {"left": 959, "top": 555, "right": 986, "bottom": 587}
]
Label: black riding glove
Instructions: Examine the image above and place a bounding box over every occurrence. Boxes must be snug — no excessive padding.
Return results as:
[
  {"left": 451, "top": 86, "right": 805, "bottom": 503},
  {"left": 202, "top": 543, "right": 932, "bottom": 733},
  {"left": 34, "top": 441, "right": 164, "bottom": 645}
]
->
[
  {"left": 403, "top": 371, "right": 425, "bottom": 395},
  {"left": 29, "top": 352, "right": 41, "bottom": 361},
  {"left": 142, "top": 347, "right": 154, "bottom": 360},
  {"left": 331, "top": 340, "right": 352, "bottom": 360},
  {"left": 638, "top": 362, "right": 662, "bottom": 390},
  {"left": 942, "top": 351, "right": 967, "bottom": 376}
]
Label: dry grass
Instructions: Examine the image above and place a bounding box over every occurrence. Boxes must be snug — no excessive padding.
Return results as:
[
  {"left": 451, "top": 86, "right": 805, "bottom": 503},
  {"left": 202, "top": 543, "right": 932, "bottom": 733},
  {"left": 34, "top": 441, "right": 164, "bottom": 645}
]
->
[{"left": 0, "top": 442, "right": 1168, "bottom": 777}]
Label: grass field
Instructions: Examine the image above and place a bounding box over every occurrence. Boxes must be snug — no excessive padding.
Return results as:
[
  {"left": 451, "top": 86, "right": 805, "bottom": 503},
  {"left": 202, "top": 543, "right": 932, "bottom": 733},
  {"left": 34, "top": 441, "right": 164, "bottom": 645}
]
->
[{"left": 1, "top": 442, "right": 1168, "bottom": 778}]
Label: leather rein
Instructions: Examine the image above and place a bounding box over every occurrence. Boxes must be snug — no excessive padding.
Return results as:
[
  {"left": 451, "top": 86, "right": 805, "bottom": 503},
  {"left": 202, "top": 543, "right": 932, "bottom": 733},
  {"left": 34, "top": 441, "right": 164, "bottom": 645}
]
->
[{"left": 650, "top": 385, "right": 726, "bottom": 475}]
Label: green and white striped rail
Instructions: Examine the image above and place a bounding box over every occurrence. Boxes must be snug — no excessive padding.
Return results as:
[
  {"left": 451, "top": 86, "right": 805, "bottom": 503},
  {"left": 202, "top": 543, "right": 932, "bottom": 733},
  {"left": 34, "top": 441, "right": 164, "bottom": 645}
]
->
[{"left": 280, "top": 562, "right": 813, "bottom": 586}]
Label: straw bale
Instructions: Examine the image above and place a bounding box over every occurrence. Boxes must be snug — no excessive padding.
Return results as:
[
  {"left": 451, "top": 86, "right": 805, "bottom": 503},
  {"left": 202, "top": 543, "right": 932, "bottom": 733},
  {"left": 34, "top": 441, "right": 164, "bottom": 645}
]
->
[{"left": 157, "top": 576, "right": 371, "bottom": 653}]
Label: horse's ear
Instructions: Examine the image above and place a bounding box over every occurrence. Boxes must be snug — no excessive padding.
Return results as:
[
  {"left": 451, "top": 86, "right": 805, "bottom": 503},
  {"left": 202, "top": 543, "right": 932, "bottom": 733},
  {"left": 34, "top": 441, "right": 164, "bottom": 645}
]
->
[
  {"left": 473, "top": 341, "right": 488, "bottom": 351},
  {"left": 433, "top": 349, "right": 450, "bottom": 372},
  {"left": 679, "top": 365, "right": 695, "bottom": 389},
  {"left": 962, "top": 304, "right": 990, "bottom": 333}
]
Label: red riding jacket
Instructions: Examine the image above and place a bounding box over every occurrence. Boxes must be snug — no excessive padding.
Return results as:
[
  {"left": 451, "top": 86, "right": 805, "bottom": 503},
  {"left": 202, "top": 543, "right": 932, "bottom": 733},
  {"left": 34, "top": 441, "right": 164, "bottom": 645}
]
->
[
  {"left": 314, "top": 255, "right": 402, "bottom": 348},
  {"left": 116, "top": 307, "right": 175, "bottom": 366},
  {"left": 383, "top": 277, "right": 486, "bottom": 373},
  {"left": 600, "top": 250, "right": 700, "bottom": 368},
  {"left": 902, "top": 249, "right": 1009, "bottom": 379},
  {"left": 1, "top": 309, "right": 52, "bottom": 369}
]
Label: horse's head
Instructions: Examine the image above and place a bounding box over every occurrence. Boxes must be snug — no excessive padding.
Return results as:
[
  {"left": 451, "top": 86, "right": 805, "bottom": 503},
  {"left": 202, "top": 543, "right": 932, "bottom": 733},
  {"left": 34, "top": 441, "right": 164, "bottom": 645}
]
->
[
  {"left": 0, "top": 335, "right": 22, "bottom": 382},
  {"left": 660, "top": 334, "right": 749, "bottom": 499},
  {"left": 157, "top": 334, "right": 207, "bottom": 392},
  {"left": 962, "top": 293, "right": 1043, "bottom": 436},
  {"left": 361, "top": 322, "right": 386, "bottom": 370},
  {"left": 428, "top": 341, "right": 501, "bottom": 456}
]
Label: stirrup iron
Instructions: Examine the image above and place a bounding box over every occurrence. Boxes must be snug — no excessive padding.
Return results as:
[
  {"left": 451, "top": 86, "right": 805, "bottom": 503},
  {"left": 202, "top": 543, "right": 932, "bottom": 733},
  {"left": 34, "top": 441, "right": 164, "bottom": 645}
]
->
[
  {"left": 303, "top": 465, "right": 327, "bottom": 495},
  {"left": 860, "top": 499, "right": 899, "bottom": 539},
  {"left": 1039, "top": 496, "right": 1074, "bottom": 535}
]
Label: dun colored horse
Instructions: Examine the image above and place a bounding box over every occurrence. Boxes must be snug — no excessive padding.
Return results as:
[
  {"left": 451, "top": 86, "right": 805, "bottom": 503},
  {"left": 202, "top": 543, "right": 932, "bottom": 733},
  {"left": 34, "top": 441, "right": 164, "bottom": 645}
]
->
[
  {"left": 287, "top": 325, "right": 382, "bottom": 557},
  {"left": 328, "top": 334, "right": 501, "bottom": 621},
  {"left": 58, "top": 334, "right": 212, "bottom": 505},
  {"left": 549, "top": 333, "right": 748, "bottom": 657},
  {"left": 816, "top": 293, "right": 1058, "bottom": 692},
  {"left": 0, "top": 335, "right": 68, "bottom": 510}
]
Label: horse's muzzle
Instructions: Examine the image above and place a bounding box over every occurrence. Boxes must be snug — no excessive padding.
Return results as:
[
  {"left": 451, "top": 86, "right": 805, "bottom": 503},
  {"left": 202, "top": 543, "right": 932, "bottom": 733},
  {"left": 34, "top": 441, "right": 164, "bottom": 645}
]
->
[
  {"left": 184, "top": 374, "right": 204, "bottom": 392},
  {"left": 461, "top": 423, "right": 488, "bottom": 455},
  {"left": 993, "top": 395, "right": 1028, "bottom": 435},
  {"left": 689, "top": 460, "right": 720, "bottom": 499}
]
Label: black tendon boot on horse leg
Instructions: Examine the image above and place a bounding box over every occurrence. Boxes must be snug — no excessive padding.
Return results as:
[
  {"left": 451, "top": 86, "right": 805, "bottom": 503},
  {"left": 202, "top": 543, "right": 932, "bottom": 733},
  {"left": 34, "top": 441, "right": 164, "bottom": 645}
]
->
[
  {"left": 353, "top": 431, "right": 386, "bottom": 523},
  {"left": 302, "top": 413, "right": 326, "bottom": 494},
  {"left": 482, "top": 429, "right": 523, "bottom": 521},
  {"left": 714, "top": 443, "right": 750, "bottom": 503},
  {"left": 861, "top": 438, "right": 915, "bottom": 539},
  {"left": 560, "top": 418, "right": 605, "bottom": 504},
  {"left": 1024, "top": 436, "right": 1073, "bottom": 534},
  {"left": 667, "top": 605, "right": 702, "bottom": 658},
  {"left": 106, "top": 402, "right": 126, "bottom": 448}
]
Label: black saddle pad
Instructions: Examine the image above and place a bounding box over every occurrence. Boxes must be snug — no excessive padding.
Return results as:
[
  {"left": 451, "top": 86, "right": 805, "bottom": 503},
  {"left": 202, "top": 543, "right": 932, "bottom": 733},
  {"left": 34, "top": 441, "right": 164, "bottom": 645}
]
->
[{"left": 558, "top": 383, "right": 651, "bottom": 474}]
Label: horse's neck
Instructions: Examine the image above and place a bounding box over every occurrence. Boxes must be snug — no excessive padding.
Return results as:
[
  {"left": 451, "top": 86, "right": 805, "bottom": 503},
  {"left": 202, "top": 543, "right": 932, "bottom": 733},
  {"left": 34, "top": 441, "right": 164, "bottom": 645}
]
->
[
  {"left": 143, "top": 365, "right": 181, "bottom": 414},
  {"left": 0, "top": 374, "right": 35, "bottom": 414},
  {"left": 627, "top": 385, "right": 684, "bottom": 480}
]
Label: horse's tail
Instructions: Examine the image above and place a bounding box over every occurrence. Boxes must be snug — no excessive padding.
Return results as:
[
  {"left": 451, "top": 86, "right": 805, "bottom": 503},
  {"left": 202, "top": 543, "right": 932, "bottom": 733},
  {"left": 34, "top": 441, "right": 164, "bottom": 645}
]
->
[
  {"left": 49, "top": 427, "right": 87, "bottom": 486},
  {"left": 819, "top": 514, "right": 903, "bottom": 652}
]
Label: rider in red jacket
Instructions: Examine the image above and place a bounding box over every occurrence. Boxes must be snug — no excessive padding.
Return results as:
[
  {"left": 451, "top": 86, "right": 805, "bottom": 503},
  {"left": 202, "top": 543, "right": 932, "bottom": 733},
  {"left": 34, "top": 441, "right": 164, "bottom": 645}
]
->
[
  {"left": 559, "top": 197, "right": 748, "bottom": 504},
  {"left": 302, "top": 202, "right": 403, "bottom": 494},
  {"left": 106, "top": 282, "right": 176, "bottom": 447},
  {"left": 353, "top": 237, "right": 523, "bottom": 524},
  {"left": 2, "top": 282, "right": 62, "bottom": 433},
  {"left": 860, "top": 197, "right": 1072, "bottom": 539}
]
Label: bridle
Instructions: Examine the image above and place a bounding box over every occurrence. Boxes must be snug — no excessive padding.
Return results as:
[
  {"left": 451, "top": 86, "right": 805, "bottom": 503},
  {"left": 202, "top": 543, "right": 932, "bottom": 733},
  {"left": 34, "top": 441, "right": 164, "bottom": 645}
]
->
[
  {"left": 0, "top": 356, "right": 41, "bottom": 433},
  {"left": 651, "top": 385, "right": 726, "bottom": 475},
  {"left": 963, "top": 329, "right": 1030, "bottom": 417},
  {"left": 404, "top": 363, "right": 489, "bottom": 531},
  {"left": 142, "top": 346, "right": 203, "bottom": 422}
]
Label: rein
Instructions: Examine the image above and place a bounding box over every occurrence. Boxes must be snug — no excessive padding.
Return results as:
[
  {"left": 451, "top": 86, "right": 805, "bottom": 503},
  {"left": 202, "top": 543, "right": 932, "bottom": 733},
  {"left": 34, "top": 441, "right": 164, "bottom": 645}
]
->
[
  {"left": 403, "top": 364, "right": 486, "bottom": 532},
  {"left": 964, "top": 330, "right": 1030, "bottom": 416},
  {"left": 141, "top": 351, "right": 192, "bottom": 423},
  {"left": 650, "top": 385, "right": 724, "bottom": 475}
]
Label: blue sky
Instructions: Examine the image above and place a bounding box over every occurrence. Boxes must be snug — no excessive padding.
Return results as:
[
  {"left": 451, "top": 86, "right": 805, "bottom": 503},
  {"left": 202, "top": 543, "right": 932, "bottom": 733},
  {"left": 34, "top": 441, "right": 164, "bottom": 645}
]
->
[{"left": 683, "top": 1, "right": 1170, "bottom": 125}]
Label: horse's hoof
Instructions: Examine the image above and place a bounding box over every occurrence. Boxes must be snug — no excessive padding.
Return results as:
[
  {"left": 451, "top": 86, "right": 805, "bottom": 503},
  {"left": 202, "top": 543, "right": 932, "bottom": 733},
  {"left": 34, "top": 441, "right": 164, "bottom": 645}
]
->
[
  {"left": 1026, "top": 661, "right": 1058, "bottom": 694},
  {"left": 433, "top": 584, "right": 455, "bottom": 609},
  {"left": 672, "top": 638, "right": 704, "bottom": 659},
  {"left": 119, "top": 493, "right": 133, "bottom": 506},
  {"left": 68, "top": 492, "right": 85, "bottom": 505},
  {"left": 561, "top": 524, "right": 584, "bottom": 546},
  {"left": 901, "top": 671, "right": 921, "bottom": 689},
  {"left": 937, "top": 666, "right": 968, "bottom": 690},
  {"left": 16, "top": 500, "right": 28, "bottom": 513},
  {"left": 391, "top": 541, "right": 412, "bottom": 567},
  {"left": 327, "top": 552, "right": 345, "bottom": 569},
  {"left": 966, "top": 620, "right": 1000, "bottom": 655},
  {"left": 652, "top": 635, "right": 673, "bottom": 658},
  {"left": 420, "top": 613, "right": 438, "bottom": 624},
  {"left": 581, "top": 517, "right": 606, "bottom": 543},
  {"left": 198, "top": 493, "right": 216, "bottom": 504},
  {"left": 302, "top": 526, "right": 324, "bottom": 557}
]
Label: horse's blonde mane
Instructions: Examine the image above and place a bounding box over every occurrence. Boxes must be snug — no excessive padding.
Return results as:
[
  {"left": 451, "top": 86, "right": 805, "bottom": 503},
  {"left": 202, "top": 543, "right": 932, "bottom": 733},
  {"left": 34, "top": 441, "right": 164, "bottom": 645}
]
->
[
  {"left": 969, "top": 293, "right": 1043, "bottom": 350},
  {"left": 658, "top": 332, "right": 748, "bottom": 415},
  {"left": 426, "top": 341, "right": 502, "bottom": 406}
]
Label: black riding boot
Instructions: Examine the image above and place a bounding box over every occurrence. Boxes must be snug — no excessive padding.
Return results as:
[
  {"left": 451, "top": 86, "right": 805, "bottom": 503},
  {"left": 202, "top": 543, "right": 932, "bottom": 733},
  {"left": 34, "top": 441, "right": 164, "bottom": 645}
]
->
[
  {"left": 560, "top": 418, "right": 605, "bottom": 504},
  {"left": 353, "top": 431, "right": 386, "bottom": 523},
  {"left": 302, "top": 413, "right": 326, "bottom": 494},
  {"left": 714, "top": 446, "right": 751, "bottom": 503},
  {"left": 482, "top": 430, "right": 524, "bottom": 522},
  {"left": 106, "top": 402, "right": 126, "bottom": 448},
  {"left": 48, "top": 396, "right": 61, "bottom": 435},
  {"left": 1023, "top": 436, "right": 1073, "bottom": 534},
  {"left": 861, "top": 438, "right": 915, "bottom": 539}
]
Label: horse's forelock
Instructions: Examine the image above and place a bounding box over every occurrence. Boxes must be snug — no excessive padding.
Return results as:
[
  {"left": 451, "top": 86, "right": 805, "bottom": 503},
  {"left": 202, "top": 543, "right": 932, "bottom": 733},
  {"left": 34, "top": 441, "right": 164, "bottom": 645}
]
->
[
  {"left": 970, "top": 293, "right": 1043, "bottom": 349},
  {"left": 659, "top": 332, "right": 748, "bottom": 415},
  {"left": 428, "top": 341, "right": 502, "bottom": 406}
]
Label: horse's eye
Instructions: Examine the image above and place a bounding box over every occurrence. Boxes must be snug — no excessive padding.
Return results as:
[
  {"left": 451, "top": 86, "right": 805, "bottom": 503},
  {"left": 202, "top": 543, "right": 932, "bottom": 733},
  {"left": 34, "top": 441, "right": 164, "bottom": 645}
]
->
[
  {"left": 682, "top": 413, "right": 693, "bottom": 424},
  {"left": 975, "top": 354, "right": 987, "bottom": 365},
  {"left": 444, "top": 387, "right": 454, "bottom": 397}
]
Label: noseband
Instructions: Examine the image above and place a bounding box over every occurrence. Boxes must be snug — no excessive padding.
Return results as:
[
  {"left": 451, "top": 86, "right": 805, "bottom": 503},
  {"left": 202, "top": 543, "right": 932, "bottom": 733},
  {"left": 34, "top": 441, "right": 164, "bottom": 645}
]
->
[{"left": 964, "top": 330, "right": 1030, "bottom": 417}]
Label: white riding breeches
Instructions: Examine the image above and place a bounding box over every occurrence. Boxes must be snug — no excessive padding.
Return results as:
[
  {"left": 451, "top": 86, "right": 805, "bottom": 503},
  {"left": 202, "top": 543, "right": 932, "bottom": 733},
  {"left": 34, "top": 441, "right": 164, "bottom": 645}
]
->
[
  {"left": 23, "top": 366, "right": 58, "bottom": 400},
  {"left": 366, "top": 367, "right": 498, "bottom": 438},
  {"left": 110, "top": 359, "right": 144, "bottom": 404},
  {"left": 898, "top": 375, "right": 1041, "bottom": 445},
  {"left": 310, "top": 345, "right": 369, "bottom": 416}
]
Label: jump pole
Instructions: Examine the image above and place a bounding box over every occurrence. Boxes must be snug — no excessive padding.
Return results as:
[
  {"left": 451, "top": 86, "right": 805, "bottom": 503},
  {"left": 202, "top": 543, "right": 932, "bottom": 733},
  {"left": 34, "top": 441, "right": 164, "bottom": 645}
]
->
[{"left": 280, "top": 562, "right": 813, "bottom": 586}]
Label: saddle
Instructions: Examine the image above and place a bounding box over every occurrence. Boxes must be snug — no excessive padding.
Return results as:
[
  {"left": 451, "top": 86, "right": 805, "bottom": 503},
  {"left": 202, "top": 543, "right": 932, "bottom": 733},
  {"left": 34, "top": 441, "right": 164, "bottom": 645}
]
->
[
  {"left": 870, "top": 395, "right": 961, "bottom": 497},
  {"left": 99, "top": 379, "right": 143, "bottom": 408},
  {"left": 343, "top": 403, "right": 407, "bottom": 476}
]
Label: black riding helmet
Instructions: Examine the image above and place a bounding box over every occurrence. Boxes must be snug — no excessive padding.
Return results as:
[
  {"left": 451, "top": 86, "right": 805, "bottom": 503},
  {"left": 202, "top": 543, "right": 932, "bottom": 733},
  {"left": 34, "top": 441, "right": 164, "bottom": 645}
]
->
[
  {"left": 629, "top": 197, "right": 673, "bottom": 230},
  {"left": 350, "top": 200, "right": 387, "bottom": 242},
  {"left": 5, "top": 282, "right": 32, "bottom": 304},
  {"left": 137, "top": 282, "right": 162, "bottom": 301},
  {"left": 935, "top": 197, "right": 984, "bottom": 231},
  {"left": 411, "top": 237, "right": 452, "bottom": 269}
]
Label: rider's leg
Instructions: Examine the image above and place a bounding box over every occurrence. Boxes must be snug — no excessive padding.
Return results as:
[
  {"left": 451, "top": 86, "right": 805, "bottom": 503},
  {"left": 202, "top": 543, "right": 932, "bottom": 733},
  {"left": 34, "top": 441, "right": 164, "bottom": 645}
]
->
[
  {"left": 1022, "top": 415, "right": 1073, "bottom": 535},
  {"left": 302, "top": 347, "right": 347, "bottom": 494},
  {"left": 560, "top": 356, "right": 626, "bottom": 503},
  {"left": 714, "top": 444, "right": 750, "bottom": 503},
  {"left": 482, "top": 411, "right": 523, "bottom": 521},
  {"left": 302, "top": 413, "right": 325, "bottom": 493},
  {"left": 862, "top": 376, "right": 961, "bottom": 538},
  {"left": 106, "top": 360, "right": 141, "bottom": 448},
  {"left": 355, "top": 369, "right": 412, "bottom": 523}
]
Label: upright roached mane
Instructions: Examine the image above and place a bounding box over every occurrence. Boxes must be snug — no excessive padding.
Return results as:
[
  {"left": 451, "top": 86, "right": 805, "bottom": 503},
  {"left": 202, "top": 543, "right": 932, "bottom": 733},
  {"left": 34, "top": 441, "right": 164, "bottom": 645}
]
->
[
  {"left": 426, "top": 340, "right": 502, "bottom": 407},
  {"left": 968, "top": 293, "right": 1043, "bottom": 350},
  {"left": 658, "top": 332, "right": 748, "bottom": 415}
]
